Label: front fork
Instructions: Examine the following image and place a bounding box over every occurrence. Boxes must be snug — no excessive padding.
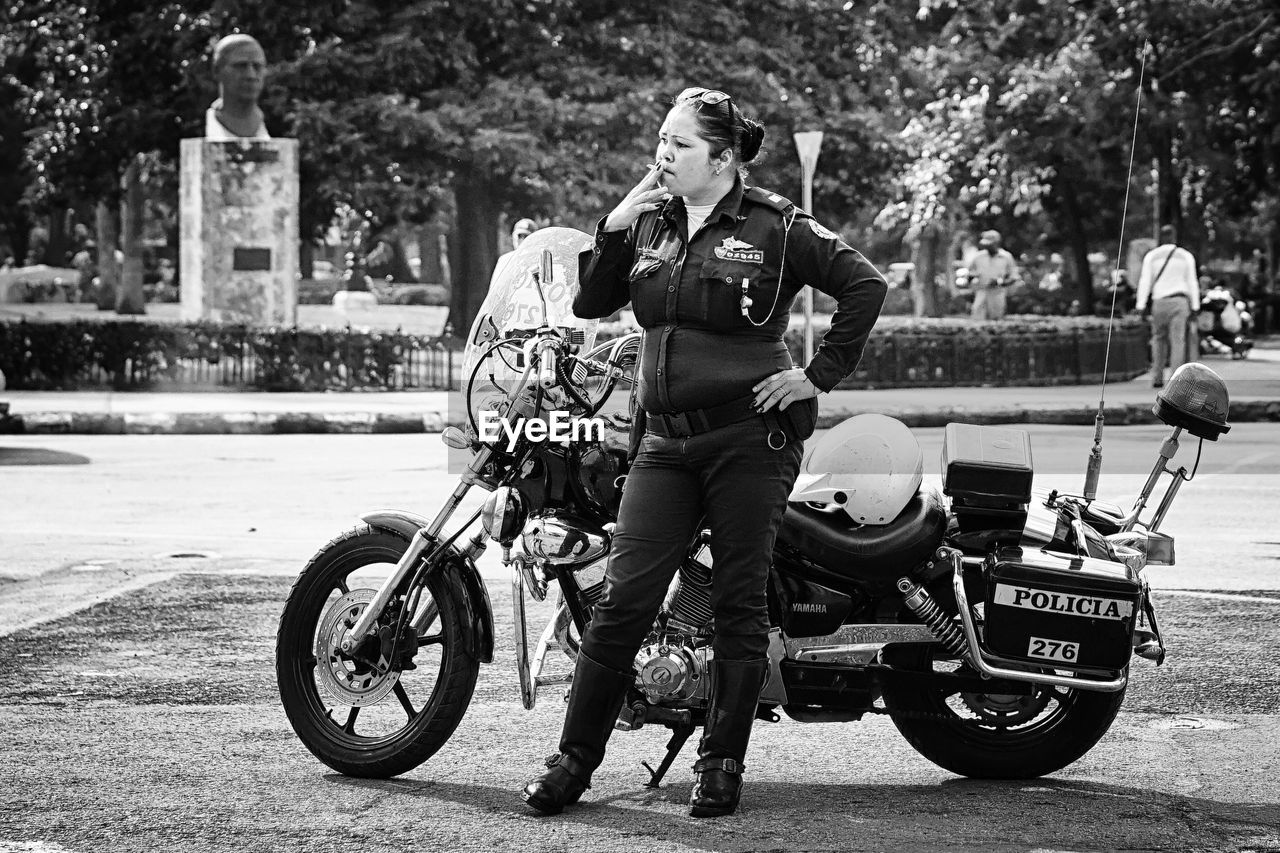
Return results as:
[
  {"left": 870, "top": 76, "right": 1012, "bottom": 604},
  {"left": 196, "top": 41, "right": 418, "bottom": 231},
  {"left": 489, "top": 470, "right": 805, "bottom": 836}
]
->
[{"left": 340, "top": 445, "right": 495, "bottom": 654}]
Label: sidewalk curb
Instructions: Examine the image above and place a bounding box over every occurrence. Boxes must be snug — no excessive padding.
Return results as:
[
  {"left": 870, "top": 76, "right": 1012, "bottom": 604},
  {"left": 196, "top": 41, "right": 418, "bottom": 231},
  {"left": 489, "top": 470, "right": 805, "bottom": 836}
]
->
[
  {"left": 3, "top": 401, "right": 1277, "bottom": 435},
  {"left": 821, "top": 400, "right": 1280, "bottom": 429}
]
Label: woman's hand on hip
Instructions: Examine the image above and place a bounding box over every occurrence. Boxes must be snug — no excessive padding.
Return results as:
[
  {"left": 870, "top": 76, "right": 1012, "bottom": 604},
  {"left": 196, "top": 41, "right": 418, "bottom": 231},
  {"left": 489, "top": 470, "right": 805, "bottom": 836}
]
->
[
  {"left": 603, "top": 163, "right": 671, "bottom": 233},
  {"left": 753, "top": 368, "right": 819, "bottom": 412}
]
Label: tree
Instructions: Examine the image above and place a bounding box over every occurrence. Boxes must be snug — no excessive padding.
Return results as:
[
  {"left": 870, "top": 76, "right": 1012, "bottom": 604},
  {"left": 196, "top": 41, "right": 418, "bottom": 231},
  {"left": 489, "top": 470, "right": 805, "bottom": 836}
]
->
[
  {"left": 876, "top": 1, "right": 1161, "bottom": 311},
  {"left": 0, "top": 58, "right": 34, "bottom": 265},
  {"left": 273, "top": 0, "right": 909, "bottom": 335}
]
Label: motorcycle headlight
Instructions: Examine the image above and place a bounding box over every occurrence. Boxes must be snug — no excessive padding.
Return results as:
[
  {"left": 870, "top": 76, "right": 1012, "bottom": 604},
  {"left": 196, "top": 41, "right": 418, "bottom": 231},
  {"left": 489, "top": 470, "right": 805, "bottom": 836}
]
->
[{"left": 481, "top": 486, "right": 527, "bottom": 545}]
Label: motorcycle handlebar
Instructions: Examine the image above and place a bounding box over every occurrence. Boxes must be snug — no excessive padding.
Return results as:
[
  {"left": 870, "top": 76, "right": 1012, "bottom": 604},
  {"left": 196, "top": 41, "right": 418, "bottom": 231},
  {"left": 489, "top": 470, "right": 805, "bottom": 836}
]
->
[{"left": 536, "top": 338, "right": 558, "bottom": 390}]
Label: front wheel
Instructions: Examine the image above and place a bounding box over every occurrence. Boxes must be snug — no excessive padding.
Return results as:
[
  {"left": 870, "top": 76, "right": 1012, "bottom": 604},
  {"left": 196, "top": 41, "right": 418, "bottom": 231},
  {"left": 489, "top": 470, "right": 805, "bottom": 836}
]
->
[
  {"left": 881, "top": 646, "right": 1126, "bottom": 779},
  {"left": 276, "top": 525, "right": 480, "bottom": 778}
]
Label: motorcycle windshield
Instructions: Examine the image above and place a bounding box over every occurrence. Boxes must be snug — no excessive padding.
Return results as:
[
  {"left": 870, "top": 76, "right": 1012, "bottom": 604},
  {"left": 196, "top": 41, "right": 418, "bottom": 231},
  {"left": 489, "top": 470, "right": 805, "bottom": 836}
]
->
[
  {"left": 461, "top": 226, "right": 599, "bottom": 415},
  {"left": 462, "top": 227, "right": 597, "bottom": 375}
]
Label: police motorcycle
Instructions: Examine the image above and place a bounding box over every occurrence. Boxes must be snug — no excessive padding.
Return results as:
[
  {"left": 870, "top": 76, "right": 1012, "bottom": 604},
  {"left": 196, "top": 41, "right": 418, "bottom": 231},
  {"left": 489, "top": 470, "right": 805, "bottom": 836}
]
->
[{"left": 277, "top": 226, "right": 1233, "bottom": 784}]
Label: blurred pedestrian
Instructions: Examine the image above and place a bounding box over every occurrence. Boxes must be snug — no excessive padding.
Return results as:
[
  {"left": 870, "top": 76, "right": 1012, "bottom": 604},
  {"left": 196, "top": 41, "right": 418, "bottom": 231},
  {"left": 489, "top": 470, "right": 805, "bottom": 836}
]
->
[
  {"left": 1135, "top": 225, "right": 1200, "bottom": 388},
  {"left": 488, "top": 217, "right": 538, "bottom": 289},
  {"left": 71, "top": 243, "right": 96, "bottom": 303},
  {"left": 155, "top": 258, "right": 179, "bottom": 302},
  {"left": 969, "top": 229, "right": 1021, "bottom": 320},
  {"left": 1111, "top": 269, "right": 1136, "bottom": 313}
]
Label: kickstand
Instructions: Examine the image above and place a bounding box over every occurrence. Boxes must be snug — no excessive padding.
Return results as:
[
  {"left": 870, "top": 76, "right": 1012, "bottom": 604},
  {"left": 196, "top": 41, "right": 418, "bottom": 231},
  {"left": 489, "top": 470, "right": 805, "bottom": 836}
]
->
[{"left": 641, "top": 724, "right": 696, "bottom": 789}]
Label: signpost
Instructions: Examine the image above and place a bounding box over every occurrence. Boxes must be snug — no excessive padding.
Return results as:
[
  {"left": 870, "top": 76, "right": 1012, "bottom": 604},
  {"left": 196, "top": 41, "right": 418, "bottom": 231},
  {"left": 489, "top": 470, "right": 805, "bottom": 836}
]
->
[{"left": 794, "top": 130, "right": 824, "bottom": 364}]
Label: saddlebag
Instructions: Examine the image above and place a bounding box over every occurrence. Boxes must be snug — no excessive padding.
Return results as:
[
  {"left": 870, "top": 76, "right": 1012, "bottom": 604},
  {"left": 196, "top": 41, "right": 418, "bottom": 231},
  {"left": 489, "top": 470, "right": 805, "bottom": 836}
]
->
[{"left": 983, "top": 546, "right": 1141, "bottom": 671}]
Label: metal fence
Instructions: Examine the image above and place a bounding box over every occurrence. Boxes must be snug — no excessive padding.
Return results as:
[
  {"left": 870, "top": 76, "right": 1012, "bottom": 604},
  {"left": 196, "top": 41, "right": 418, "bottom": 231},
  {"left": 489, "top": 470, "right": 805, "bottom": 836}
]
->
[{"left": 834, "top": 325, "right": 1150, "bottom": 389}]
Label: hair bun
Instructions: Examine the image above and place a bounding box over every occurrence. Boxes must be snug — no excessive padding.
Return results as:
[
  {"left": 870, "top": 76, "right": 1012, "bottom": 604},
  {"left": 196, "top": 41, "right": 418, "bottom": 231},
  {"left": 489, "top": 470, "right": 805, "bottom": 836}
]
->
[{"left": 740, "top": 119, "right": 765, "bottom": 163}]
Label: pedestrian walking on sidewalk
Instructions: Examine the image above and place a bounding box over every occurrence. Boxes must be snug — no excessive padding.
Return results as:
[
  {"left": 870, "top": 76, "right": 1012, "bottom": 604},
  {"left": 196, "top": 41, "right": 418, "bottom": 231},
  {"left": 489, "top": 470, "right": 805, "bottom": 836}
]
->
[
  {"left": 1136, "top": 225, "right": 1201, "bottom": 387},
  {"left": 520, "top": 84, "right": 887, "bottom": 819},
  {"left": 968, "top": 229, "right": 1022, "bottom": 320}
]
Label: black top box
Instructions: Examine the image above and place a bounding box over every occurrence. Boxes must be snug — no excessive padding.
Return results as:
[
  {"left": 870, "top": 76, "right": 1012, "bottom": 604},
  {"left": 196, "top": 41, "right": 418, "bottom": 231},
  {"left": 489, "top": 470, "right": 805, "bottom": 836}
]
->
[{"left": 942, "top": 423, "right": 1034, "bottom": 506}]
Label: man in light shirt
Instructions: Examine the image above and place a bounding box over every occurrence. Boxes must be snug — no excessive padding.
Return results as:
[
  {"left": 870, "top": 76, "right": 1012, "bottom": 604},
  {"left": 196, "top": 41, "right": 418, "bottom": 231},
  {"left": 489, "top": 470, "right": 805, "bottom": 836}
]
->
[
  {"left": 1136, "top": 225, "right": 1200, "bottom": 387},
  {"left": 969, "top": 230, "right": 1021, "bottom": 320}
]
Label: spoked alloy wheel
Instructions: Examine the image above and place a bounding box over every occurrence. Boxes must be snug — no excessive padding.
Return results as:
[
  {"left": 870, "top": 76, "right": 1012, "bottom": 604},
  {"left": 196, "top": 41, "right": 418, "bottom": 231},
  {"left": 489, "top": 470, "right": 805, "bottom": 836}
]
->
[
  {"left": 276, "top": 525, "right": 479, "bottom": 778},
  {"left": 882, "top": 646, "right": 1126, "bottom": 779}
]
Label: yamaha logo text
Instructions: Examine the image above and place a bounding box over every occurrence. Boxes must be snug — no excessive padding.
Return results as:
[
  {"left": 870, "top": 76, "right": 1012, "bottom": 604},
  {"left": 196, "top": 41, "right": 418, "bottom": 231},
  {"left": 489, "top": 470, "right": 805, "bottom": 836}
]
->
[
  {"left": 791, "top": 603, "right": 828, "bottom": 613},
  {"left": 993, "top": 584, "right": 1134, "bottom": 621}
]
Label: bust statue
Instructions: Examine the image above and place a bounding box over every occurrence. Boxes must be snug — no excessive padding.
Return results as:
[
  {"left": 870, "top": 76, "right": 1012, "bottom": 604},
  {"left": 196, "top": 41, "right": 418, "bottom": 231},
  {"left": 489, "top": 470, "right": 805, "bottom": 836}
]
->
[{"left": 206, "top": 34, "right": 270, "bottom": 140}]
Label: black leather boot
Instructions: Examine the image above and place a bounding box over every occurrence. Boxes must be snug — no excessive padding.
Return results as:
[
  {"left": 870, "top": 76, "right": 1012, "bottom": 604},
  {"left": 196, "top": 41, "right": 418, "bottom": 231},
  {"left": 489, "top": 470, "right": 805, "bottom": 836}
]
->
[
  {"left": 522, "top": 652, "right": 633, "bottom": 815},
  {"left": 689, "top": 658, "right": 769, "bottom": 818}
]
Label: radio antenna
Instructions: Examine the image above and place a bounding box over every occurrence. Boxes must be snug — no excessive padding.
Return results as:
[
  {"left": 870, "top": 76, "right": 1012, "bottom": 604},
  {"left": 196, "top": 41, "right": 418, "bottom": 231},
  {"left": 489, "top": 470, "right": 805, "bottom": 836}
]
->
[{"left": 1084, "top": 41, "right": 1150, "bottom": 501}]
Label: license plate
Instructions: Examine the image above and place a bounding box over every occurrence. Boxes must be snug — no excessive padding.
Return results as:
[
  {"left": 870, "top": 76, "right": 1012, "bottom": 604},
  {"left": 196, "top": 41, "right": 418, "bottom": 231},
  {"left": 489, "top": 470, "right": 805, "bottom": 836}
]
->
[{"left": 1027, "top": 636, "right": 1080, "bottom": 663}]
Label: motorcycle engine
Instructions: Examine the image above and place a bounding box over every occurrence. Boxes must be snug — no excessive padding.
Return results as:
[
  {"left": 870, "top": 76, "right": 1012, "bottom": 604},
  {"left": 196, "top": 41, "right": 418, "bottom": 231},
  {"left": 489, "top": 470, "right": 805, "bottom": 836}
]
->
[
  {"left": 666, "top": 536, "right": 715, "bottom": 634},
  {"left": 634, "top": 537, "right": 716, "bottom": 705},
  {"left": 635, "top": 638, "right": 709, "bottom": 704}
]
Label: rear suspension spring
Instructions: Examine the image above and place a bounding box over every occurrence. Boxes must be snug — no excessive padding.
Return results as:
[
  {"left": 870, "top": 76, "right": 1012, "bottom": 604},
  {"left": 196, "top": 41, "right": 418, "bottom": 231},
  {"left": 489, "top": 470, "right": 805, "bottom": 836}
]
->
[{"left": 896, "top": 577, "right": 974, "bottom": 666}]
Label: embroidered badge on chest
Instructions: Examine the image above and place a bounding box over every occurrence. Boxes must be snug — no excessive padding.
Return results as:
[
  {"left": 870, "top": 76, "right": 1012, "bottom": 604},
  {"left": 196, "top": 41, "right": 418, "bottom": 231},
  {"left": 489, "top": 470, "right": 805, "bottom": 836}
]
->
[{"left": 714, "top": 236, "right": 764, "bottom": 264}]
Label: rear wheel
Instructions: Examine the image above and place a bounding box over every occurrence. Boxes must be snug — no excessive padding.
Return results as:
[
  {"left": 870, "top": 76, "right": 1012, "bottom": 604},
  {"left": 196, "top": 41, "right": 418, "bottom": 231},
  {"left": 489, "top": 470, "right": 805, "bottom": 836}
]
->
[
  {"left": 276, "top": 525, "right": 480, "bottom": 778},
  {"left": 882, "top": 646, "right": 1126, "bottom": 778}
]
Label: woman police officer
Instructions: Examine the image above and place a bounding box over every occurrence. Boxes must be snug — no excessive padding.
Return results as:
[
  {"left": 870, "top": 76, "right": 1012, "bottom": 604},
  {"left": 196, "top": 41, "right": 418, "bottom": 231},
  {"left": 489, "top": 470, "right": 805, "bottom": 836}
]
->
[{"left": 522, "top": 87, "right": 887, "bottom": 817}]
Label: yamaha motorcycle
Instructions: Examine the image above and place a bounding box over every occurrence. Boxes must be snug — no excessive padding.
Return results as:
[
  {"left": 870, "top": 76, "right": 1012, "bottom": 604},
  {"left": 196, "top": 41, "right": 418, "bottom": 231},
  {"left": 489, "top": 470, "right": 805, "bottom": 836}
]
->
[{"left": 276, "top": 227, "right": 1232, "bottom": 783}]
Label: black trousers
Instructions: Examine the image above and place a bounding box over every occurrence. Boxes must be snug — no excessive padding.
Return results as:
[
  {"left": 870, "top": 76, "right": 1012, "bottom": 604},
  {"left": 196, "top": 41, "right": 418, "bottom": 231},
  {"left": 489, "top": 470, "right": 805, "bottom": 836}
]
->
[{"left": 579, "top": 416, "right": 803, "bottom": 669}]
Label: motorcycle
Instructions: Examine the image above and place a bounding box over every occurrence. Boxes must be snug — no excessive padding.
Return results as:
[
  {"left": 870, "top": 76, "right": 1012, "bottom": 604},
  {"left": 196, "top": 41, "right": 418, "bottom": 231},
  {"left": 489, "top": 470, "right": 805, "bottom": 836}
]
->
[{"left": 276, "top": 226, "right": 1233, "bottom": 784}]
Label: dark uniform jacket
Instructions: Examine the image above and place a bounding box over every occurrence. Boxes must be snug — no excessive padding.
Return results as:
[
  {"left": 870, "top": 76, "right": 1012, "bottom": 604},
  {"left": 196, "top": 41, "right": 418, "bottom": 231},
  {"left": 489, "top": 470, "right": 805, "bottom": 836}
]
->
[{"left": 574, "top": 178, "right": 887, "bottom": 415}]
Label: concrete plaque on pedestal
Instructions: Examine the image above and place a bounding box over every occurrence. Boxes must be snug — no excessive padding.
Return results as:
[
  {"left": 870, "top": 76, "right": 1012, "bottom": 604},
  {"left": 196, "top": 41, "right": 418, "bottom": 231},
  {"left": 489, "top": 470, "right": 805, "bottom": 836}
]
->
[{"left": 180, "top": 138, "right": 298, "bottom": 325}]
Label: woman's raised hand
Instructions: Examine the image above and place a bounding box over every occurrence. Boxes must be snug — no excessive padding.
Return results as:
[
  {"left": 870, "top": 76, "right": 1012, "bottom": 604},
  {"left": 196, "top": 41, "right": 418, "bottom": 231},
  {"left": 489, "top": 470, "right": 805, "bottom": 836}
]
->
[{"left": 603, "top": 163, "right": 671, "bottom": 232}]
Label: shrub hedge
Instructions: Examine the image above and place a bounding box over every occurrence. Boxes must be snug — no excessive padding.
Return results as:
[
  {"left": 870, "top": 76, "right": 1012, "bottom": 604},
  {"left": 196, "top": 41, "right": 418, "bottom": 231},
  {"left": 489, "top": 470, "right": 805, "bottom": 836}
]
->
[
  {"left": 0, "top": 317, "right": 456, "bottom": 391},
  {"left": 0, "top": 313, "right": 1148, "bottom": 392},
  {"left": 596, "top": 314, "right": 1151, "bottom": 389}
]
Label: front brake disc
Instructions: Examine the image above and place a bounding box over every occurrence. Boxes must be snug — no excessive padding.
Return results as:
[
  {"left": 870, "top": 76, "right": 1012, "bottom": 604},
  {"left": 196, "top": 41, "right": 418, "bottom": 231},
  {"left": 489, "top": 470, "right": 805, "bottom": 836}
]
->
[{"left": 314, "top": 589, "right": 400, "bottom": 707}]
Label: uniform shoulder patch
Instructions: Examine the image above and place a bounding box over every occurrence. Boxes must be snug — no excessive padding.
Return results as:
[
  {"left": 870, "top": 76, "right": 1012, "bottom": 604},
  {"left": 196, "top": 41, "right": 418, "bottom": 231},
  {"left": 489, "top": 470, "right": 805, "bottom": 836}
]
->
[
  {"left": 743, "top": 185, "right": 795, "bottom": 213},
  {"left": 806, "top": 218, "right": 839, "bottom": 240}
]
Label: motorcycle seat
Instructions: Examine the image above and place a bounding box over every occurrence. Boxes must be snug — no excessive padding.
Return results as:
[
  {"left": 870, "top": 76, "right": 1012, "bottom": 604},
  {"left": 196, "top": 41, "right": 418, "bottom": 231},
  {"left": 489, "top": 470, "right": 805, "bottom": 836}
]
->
[{"left": 780, "top": 487, "right": 947, "bottom": 583}]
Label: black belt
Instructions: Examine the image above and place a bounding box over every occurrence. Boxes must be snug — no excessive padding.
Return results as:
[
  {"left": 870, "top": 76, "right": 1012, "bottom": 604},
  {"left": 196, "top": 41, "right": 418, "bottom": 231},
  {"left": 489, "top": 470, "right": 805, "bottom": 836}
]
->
[{"left": 645, "top": 393, "right": 758, "bottom": 438}]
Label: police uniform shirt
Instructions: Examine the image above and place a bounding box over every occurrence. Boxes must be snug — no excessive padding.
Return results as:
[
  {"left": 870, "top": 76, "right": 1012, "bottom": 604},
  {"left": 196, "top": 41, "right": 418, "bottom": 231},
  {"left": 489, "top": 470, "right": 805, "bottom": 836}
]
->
[{"left": 574, "top": 178, "right": 887, "bottom": 415}]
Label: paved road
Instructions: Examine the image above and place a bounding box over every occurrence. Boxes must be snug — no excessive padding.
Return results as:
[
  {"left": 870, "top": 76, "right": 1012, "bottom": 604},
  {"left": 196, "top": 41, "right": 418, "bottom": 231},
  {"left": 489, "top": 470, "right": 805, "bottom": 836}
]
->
[
  {"left": 2, "top": 427, "right": 1279, "bottom": 851},
  {"left": 2, "top": 424, "right": 1276, "bottom": 590},
  {"left": 1, "top": 571, "right": 1278, "bottom": 852}
]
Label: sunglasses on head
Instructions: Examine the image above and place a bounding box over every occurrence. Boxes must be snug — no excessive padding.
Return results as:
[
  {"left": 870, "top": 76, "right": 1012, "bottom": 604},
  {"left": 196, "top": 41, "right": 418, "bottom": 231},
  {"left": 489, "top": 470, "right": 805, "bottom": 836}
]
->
[{"left": 676, "top": 87, "right": 732, "bottom": 108}]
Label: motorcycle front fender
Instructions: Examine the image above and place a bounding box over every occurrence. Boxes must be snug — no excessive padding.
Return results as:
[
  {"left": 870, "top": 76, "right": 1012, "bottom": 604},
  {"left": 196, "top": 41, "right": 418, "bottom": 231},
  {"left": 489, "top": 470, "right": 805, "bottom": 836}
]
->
[{"left": 361, "top": 509, "right": 495, "bottom": 664}]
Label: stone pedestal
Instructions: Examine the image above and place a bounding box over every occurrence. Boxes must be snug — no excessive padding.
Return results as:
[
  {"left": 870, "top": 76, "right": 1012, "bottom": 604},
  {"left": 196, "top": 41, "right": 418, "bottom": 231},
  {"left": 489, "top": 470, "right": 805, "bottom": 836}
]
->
[{"left": 180, "top": 138, "right": 299, "bottom": 325}]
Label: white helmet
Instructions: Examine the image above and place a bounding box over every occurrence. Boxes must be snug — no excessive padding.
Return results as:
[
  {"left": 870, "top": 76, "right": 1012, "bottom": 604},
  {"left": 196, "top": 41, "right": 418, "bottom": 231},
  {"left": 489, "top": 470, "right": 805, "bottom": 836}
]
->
[{"left": 790, "top": 414, "right": 923, "bottom": 525}]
